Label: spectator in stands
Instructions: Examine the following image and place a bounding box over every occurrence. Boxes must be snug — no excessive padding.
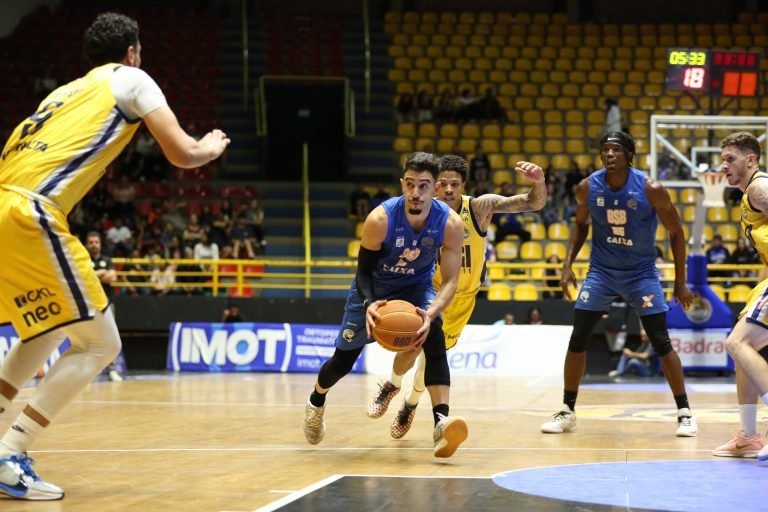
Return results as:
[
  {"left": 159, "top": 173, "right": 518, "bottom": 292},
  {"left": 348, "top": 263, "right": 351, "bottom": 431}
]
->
[
  {"left": 492, "top": 212, "right": 531, "bottom": 244},
  {"left": 543, "top": 254, "right": 563, "bottom": 300},
  {"left": 105, "top": 217, "right": 133, "bottom": 256},
  {"left": 162, "top": 199, "right": 187, "bottom": 231},
  {"left": 657, "top": 149, "right": 678, "bottom": 181},
  {"left": 244, "top": 199, "right": 266, "bottom": 251},
  {"left": 176, "top": 246, "right": 203, "bottom": 295},
  {"left": 494, "top": 313, "right": 516, "bottom": 326},
  {"left": 209, "top": 206, "right": 232, "bottom": 249},
  {"left": 527, "top": 306, "right": 544, "bottom": 325},
  {"left": 68, "top": 203, "right": 89, "bottom": 242},
  {"left": 456, "top": 88, "right": 477, "bottom": 122},
  {"left": 450, "top": 141, "right": 467, "bottom": 161},
  {"left": 198, "top": 203, "right": 215, "bottom": 232},
  {"left": 564, "top": 160, "right": 585, "bottom": 204},
  {"left": 150, "top": 254, "right": 177, "bottom": 296},
  {"left": 222, "top": 302, "right": 243, "bottom": 323},
  {"left": 434, "top": 89, "right": 456, "bottom": 123},
  {"left": 110, "top": 175, "right": 136, "bottom": 219},
  {"left": 603, "top": 98, "right": 623, "bottom": 136},
  {"left": 231, "top": 215, "right": 256, "bottom": 259},
  {"left": 194, "top": 231, "right": 220, "bottom": 275},
  {"left": 122, "top": 248, "right": 150, "bottom": 296},
  {"left": 159, "top": 222, "right": 182, "bottom": 255},
  {"left": 609, "top": 329, "right": 658, "bottom": 378},
  {"left": 396, "top": 93, "right": 415, "bottom": 123},
  {"left": 370, "top": 184, "right": 391, "bottom": 209},
  {"left": 182, "top": 213, "right": 206, "bottom": 249},
  {"left": 477, "top": 87, "right": 507, "bottom": 122},
  {"left": 349, "top": 183, "right": 371, "bottom": 221},
  {"left": 729, "top": 237, "right": 759, "bottom": 284},
  {"left": 470, "top": 144, "right": 491, "bottom": 184},
  {"left": 33, "top": 66, "right": 58, "bottom": 100},
  {"left": 134, "top": 127, "right": 156, "bottom": 157},
  {"left": 499, "top": 182, "right": 514, "bottom": 197},
  {"left": 415, "top": 89, "right": 434, "bottom": 123},
  {"left": 705, "top": 234, "right": 730, "bottom": 280}
]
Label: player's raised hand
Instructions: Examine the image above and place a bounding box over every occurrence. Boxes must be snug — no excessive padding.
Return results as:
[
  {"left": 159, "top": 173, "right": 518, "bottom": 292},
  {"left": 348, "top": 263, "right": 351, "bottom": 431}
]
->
[
  {"left": 514, "top": 161, "right": 545, "bottom": 183},
  {"left": 674, "top": 282, "right": 694, "bottom": 310},
  {"left": 560, "top": 265, "right": 578, "bottom": 301},
  {"left": 412, "top": 307, "right": 431, "bottom": 347},
  {"left": 200, "top": 129, "right": 231, "bottom": 159}
]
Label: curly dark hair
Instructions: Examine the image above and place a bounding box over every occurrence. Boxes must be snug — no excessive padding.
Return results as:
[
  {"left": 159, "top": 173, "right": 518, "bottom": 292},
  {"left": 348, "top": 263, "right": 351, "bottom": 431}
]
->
[
  {"left": 83, "top": 12, "right": 140, "bottom": 67},
  {"left": 438, "top": 154, "right": 469, "bottom": 182},
  {"left": 402, "top": 151, "right": 440, "bottom": 180},
  {"left": 720, "top": 131, "right": 761, "bottom": 162}
]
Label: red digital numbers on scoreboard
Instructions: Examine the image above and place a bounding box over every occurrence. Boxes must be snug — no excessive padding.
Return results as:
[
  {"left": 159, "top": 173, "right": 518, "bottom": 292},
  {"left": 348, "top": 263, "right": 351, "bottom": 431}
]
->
[{"left": 666, "top": 48, "right": 761, "bottom": 97}]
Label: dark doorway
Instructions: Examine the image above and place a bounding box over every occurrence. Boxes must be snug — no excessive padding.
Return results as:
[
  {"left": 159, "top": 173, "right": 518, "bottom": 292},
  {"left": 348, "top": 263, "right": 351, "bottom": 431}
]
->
[{"left": 264, "top": 83, "right": 346, "bottom": 181}]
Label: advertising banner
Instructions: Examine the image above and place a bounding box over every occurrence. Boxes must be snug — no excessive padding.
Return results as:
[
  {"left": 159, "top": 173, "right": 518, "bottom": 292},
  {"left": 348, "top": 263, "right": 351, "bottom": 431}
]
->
[
  {"left": 668, "top": 328, "right": 733, "bottom": 370},
  {"left": 167, "top": 322, "right": 365, "bottom": 373}
]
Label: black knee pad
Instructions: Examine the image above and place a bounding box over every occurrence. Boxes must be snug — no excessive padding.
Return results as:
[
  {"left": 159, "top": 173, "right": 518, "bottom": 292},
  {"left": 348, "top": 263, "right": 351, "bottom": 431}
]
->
[
  {"left": 567, "top": 309, "right": 604, "bottom": 353},
  {"left": 640, "top": 313, "right": 674, "bottom": 357},
  {"left": 318, "top": 347, "right": 363, "bottom": 389},
  {"left": 423, "top": 317, "right": 450, "bottom": 387},
  {"left": 758, "top": 345, "right": 768, "bottom": 363}
]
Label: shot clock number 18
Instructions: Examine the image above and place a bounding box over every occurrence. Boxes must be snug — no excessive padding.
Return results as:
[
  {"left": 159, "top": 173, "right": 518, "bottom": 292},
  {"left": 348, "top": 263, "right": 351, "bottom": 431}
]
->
[{"left": 665, "top": 48, "right": 760, "bottom": 97}]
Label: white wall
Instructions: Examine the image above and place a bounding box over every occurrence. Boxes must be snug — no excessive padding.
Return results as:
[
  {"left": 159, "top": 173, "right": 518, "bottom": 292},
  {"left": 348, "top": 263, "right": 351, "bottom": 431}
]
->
[{"left": 0, "top": 0, "right": 60, "bottom": 37}]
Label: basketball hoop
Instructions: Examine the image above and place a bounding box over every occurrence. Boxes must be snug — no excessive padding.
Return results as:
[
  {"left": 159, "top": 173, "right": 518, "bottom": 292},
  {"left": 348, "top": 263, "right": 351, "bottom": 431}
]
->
[{"left": 696, "top": 171, "right": 727, "bottom": 208}]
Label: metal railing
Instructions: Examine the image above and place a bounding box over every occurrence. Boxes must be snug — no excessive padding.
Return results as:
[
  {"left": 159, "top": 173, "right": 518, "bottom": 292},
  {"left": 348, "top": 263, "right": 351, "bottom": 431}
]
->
[{"left": 110, "top": 258, "right": 765, "bottom": 298}]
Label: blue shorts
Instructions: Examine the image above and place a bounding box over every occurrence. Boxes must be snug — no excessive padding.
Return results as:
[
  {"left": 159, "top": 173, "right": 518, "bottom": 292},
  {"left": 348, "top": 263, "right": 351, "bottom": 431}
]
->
[
  {"left": 334, "top": 281, "right": 436, "bottom": 350},
  {"left": 575, "top": 266, "right": 668, "bottom": 316}
]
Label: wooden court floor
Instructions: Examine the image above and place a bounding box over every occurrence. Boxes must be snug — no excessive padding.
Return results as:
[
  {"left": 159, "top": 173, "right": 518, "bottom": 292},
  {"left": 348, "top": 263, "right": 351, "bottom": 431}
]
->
[{"left": 0, "top": 371, "right": 750, "bottom": 511}]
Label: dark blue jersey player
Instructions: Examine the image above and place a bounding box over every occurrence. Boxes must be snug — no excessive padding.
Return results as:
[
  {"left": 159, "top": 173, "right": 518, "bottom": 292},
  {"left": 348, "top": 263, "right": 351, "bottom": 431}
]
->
[
  {"left": 303, "top": 152, "right": 469, "bottom": 458},
  {"left": 540, "top": 131, "right": 698, "bottom": 437}
]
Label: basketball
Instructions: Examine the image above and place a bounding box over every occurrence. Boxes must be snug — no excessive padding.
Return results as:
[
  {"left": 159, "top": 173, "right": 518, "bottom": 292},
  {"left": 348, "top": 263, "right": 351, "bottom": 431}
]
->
[{"left": 373, "top": 300, "right": 423, "bottom": 352}]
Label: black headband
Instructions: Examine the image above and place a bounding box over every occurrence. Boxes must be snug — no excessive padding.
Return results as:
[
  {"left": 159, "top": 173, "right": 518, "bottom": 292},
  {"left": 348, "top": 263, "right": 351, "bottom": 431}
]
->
[{"left": 602, "top": 137, "right": 634, "bottom": 154}]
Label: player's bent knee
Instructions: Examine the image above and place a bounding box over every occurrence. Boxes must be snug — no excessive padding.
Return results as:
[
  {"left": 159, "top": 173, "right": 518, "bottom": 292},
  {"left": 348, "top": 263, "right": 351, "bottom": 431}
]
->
[{"left": 650, "top": 334, "right": 674, "bottom": 357}]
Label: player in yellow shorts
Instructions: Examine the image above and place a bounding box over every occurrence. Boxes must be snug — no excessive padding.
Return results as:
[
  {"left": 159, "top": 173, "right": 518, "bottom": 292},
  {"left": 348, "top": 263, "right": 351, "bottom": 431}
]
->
[
  {"left": 0, "top": 12, "right": 229, "bottom": 500},
  {"left": 712, "top": 132, "right": 768, "bottom": 460},
  {"left": 366, "top": 154, "right": 546, "bottom": 439}
]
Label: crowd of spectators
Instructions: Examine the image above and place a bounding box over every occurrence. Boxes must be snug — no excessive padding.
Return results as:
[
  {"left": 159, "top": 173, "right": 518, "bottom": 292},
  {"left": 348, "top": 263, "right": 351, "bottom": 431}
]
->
[
  {"left": 396, "top": 86, "right": 507, "bottom": 124},
  {"left": 72, "top": 127, "right": 265, "bottom": 297}
]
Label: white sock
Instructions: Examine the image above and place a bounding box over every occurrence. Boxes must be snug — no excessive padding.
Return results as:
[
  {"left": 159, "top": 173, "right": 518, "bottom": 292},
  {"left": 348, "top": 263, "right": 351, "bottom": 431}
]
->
[
  {"left": 740, "top": 404, "right": 759, "bottom": 436},
  {"left": 389, "top": 370, "right": 403, "bottom": 388},
  {"left": 0, "top": 413, "right": 44, "bottom": 456},
  {"left": 405, "top": 352, "right": 426, "bottom": 406}
]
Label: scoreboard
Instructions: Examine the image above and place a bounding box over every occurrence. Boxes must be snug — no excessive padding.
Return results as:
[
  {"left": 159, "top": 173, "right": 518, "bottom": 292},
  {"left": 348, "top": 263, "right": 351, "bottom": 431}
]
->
[{"left": 665, "top": 48, "right": 761, "bottom": 97}]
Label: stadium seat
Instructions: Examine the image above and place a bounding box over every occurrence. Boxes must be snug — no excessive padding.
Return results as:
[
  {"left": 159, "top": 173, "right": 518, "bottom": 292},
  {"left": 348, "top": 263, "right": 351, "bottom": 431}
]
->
[
  {"left": 545, "top": 242, "right": 567, "bottom": 260},
  {"left": 709, "top": 284, "right": 727, "bottom": 302},
  {"left": 520, "top": 241, "right": 543, "bottom": 260},
  {"left": 548, "top": 223, "right": 569, "bottom": 240},
  {"left": 488, "top": 283, "right": 512, "bottom": 301},
  {"left": 706, "top": 207, "right": 729, "bottom": 223},
  {"left": 576, "top": 243, "right": 591, "bottom": 261},
  {"left": 347, "top": 240, "right": 360, "bottom": 258},
  {"left": 728, "top": 284, "right": 751, "bottom": 303},
  {"left": 496, "top": 241, "right": 519, "bottom": 260},
  {"left": 526, "top": 223, "right": 546, "bottom": 240},
  {"left": 354, "top": 222, "right": 364, "bottom": 238},
  {"left": 487, "top": 266, "right": 505, "bottom": 281},
  {"left": 717, "top": 224, "right": 739, "bottom": 242},
  {"left": 513, "top": 283, "right": 539, "bottom": 301}
]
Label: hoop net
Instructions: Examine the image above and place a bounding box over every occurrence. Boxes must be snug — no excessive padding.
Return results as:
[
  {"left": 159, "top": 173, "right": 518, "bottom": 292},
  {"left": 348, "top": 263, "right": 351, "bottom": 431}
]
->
[{"left": 696, "top": 171, "right": 727, "bottom": 208}]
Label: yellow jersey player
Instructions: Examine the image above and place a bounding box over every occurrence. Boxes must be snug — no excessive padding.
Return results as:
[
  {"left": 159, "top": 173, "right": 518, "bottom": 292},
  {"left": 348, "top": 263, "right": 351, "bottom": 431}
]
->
[
  {"left": 367, "top": 154, "right": 546, "bottom": 439},
  {"left": 712, "top": 132, "right": 768, "bottom": 460},
  {"left": 0, "top": 12, "right": 229, "bottom": 500}
]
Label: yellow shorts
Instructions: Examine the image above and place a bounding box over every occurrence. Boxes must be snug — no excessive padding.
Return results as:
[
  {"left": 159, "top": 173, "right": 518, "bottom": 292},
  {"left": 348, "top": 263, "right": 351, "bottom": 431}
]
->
[
  {"left": 740, "top": 276, "right": 768, "bottom": 327},
  {"left": 442, "top": 293, "right": 477, "bottom": 350},
  {"left": 0, "top": 188, "right": 106, "bottom": 340}
]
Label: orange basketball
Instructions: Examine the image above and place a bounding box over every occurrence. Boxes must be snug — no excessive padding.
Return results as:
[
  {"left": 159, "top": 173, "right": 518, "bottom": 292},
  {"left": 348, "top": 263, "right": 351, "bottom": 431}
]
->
[{"left": 373, "top": 300, "right": 423, "bottom": 352}]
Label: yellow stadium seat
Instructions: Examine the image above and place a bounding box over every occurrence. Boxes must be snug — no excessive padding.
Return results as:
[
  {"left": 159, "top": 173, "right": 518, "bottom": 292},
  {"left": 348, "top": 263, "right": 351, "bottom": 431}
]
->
[
  {"left": 728, "top": 284, "right": 751, "bottom": 303},
  {"left": 548, "top": 223, "right": 569, "bottom": 240},
  {"left": 461, "top": 124, "right": 480, "bottom": 138},
  {"left": 436, "top": 139, "right": 454, "bottom": 154},
  {"left": 493, "top": 169, "right": 514, "bottom": 185},
  {"left": 502, "top": 140, "right": 521, "bottom": 153},
  {"left": 680, "top": 188, "right": 697, "bottom": 204},
  {"left": 481, "top": 139, "right": 500, "bottom": 153},
  {"left": 488, "top": 283, "right": 512, "bottom": 301},
  {"left": 681, "top": 206, "right": 696, "bottom": 223},
  {"left": 656, "top": 224, "right": 667, "bottom": 242},
  {"left": 520, "top": 241, "right": 543, "bottom": 260},
  {"left": 709, "top": 284, "right": 726, "bottom": 301},
  {"left": 707, "top": 207, "right": 729, "bottom": 223},
  {"left": 488, "top": 153, "right": 505, "bottom": 169},
  {"left": 354, "top": 222, "right": 364, "bottom": 238},
  {"left": 487, "top": 266, "right": 505, "bottom": 281},
  {"left": 347, "top": 240, "right": 361, "bottom": 259},
  {"left": 397, "top": 123, "right": 415, "bottom": 137},
  {"left": 526, "top": 223, "right": 547, "bottom": 240},
  {"left": 717, "top": 224, "right": 740, "bottom": 242},
  {"left": 418, "top": 123, "right": 437, "bottom": 138},
  {"left": 514, "top": 283, "right": 539, "bottom": 301},
  {"left": 576, "top": 243, "right": 591, "bottom": 261},
  {"left": 523, "top": 140, "right": 542, "bottom": 153},
  {"left": 439, "top": 123, "right": 459, "bottom": 138},
  {"left": 394, "top": 138, "right": 414, "bottom": 153},
  {"left": 545, "top": 242, "right": 567, "bottom": 260},
  {"left": 496, "top": 241, "right": 519, "bottom": 260}
]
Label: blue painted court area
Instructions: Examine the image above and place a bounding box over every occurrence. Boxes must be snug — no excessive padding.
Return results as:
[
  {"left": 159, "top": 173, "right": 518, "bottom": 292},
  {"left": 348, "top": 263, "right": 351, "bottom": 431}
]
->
[{"left": 493, "top": 460, "right": 766, "bottom": 511}]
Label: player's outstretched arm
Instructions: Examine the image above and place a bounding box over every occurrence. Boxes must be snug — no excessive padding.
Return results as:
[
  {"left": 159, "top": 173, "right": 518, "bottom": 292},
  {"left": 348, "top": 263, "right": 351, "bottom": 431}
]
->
[
  {"left": 470, "top": 161, "right": 547, "bottom": 230},
  {"left": 143, "top": 106, "right": 230, "bottom": 169},
  {"left": 647, "top": 179, "right": 693, "bottom": 309},
  {"left": 427, "top": 210, "right": 464, "bottom": 322},
  {"left": 561, "top": 178, "right": 591, "bottom": 300}
]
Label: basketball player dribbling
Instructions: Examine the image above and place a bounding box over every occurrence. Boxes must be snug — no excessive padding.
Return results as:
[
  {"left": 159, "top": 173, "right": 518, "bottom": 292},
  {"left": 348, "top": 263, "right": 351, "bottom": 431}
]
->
[
  {"left": 0, "top": 12, "right": 229, "bottom": 499},
  {"left": 302, "top": 152, "right": 469, "bottom": 458},
  {"left": 540, "top": 131, "right": 697, "bottom": 437},
  {"left": 366, "top": 154, "right": 546, "bottom": 440}
]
